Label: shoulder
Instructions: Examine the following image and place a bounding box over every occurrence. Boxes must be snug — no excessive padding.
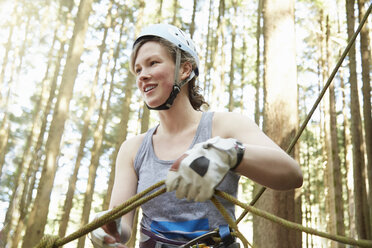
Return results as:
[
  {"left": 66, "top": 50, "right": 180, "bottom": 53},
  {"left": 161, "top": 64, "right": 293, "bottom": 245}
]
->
[
  {"left": 117, "top": 133, "right": 147, "bottom": 164},
  {"left": 212, "top": 112, "right": 261, "bottom": 138}
]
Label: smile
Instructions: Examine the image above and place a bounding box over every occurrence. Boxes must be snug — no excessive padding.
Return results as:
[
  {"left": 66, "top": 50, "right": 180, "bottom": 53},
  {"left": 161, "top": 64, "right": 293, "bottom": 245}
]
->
[{"left": 144, "top": 85, "right": 157, "bottom": 92}]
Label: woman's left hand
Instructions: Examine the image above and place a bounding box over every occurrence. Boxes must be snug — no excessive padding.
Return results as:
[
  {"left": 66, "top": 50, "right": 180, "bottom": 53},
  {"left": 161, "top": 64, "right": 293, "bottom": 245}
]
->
[{"left": 165, "top": 136, "right": 244, "bottom": 202}]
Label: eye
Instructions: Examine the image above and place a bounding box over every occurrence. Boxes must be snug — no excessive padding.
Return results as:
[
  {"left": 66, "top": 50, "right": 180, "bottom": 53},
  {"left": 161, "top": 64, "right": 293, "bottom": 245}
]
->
[
  {"left": 150, "top": 60, "right": 159, "bottom": 66},
  {"left": 135, "top": 68, "right": 141, "bottom": 75}
]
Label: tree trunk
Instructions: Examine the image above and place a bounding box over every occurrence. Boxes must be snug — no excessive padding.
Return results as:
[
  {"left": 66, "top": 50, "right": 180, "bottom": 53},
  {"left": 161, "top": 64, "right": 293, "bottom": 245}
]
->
[
  {"left": 103, "top": 74, "right": 135, "bottom": 209},
  {"left": 320, "top": 14, "right": 337, "bottom": 248},
  {"left": 340, "top": 65, "right": 355, "bottom": 239},
  {"left": 227, "top": 3, "right": 236, "bottom": 111},
  {"left": 102, "top": 11, "right": 127, "bottom": 210},
  {"left": 328, "top": 47, "right": 345, "bottom": 248},
  {"left": 58, "top": 1, "right": 113, "bottom": 238},
  {"left": 0, "top": 1, "right": 17, "bottom": 92},
  {"left": 254, "top": 0, "right": 262, "bottom": 125},
  {"left": 3, "top": 12, "right": 61, "bottom": 246},
  {"left": 11, "top": 32, "right": 67, "bottom": 247},
  {"left": 329, "top": 60, "right": 345, "bottom": 248},
  {"left": 13, "top": 15, "right": 30, "bottom": 86},
  {"left": 253, "top": 0, "right": 299, "bottom": 247},
  {"left": 345, "top": 0, "right": 370, "bottom": 240},
  {"left": 172, "top": 0, "right": 178, "bottom": 25},
  {"left": 357, "top": 0, "right": 372, "bottom": 237},
  {"left": 190, "top": 0, "right": 197, "bottom": 38},
  {"left": 77, "top": 73, "right": 113, "bottom": 248},
  {"left": 211, "top": 0, "right": 226, "bottom": 109},
  {"left": 202, "top": 0, "right": 213, "bottom": 98},
  {"left": 156, "top": 0, "right": 163, "bottom": 23},
  {"left": 0, "top": 116, "right": 10, "bottom": 178},
  {"left": 21, "top": 0, "right": 93, "bottom": 246}
]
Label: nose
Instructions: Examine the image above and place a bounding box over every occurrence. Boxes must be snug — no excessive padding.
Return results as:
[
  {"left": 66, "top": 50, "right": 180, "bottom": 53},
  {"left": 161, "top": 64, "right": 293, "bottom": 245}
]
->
[{"left": 137, "top": 68, "right": 151, "bottom": 82}]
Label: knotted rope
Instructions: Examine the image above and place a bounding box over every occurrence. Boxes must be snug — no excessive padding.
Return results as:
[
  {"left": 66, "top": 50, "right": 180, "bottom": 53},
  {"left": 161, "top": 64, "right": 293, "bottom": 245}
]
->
[{"left": 34, "top": 180, "right": 372, "bottom": 248}]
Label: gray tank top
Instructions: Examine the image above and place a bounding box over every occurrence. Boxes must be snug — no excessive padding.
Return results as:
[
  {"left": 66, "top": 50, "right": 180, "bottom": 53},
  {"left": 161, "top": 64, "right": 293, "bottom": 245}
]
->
[{"left": 134, "top": 111, "right": 240, "bottom": 242}]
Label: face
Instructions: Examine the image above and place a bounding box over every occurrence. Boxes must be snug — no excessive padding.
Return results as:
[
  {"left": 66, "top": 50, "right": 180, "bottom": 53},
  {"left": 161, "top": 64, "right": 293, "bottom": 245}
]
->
[{"left": 134, "top": 41, "right": 175, "bottom": 108}]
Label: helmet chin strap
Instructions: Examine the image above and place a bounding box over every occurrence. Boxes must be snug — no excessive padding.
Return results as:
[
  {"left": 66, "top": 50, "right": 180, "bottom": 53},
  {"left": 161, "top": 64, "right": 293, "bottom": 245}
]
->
[{"left": 146, "top": 48, "right": 195, "bottom": 110}]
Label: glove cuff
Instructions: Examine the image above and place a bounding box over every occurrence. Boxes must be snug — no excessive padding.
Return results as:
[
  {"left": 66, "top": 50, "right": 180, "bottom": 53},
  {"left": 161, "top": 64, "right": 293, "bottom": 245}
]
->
[{"left": 231, "top": 141, "right": 245, "bottom": 170}]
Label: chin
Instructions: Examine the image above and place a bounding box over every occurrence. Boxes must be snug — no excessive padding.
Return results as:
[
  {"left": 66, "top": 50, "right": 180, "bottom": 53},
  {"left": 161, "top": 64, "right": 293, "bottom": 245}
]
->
[{"left": 145, "top": 98, "right": 166, "bottom": 108}]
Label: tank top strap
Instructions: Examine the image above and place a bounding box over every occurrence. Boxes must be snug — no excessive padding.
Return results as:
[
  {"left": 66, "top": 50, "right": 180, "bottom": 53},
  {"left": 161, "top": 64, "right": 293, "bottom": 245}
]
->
[
  {"left": 193, "top": 111, "right": 214, "bottom": 144},
  {"left": 134, "top": 125, "right": 158, "bottom": 176}
]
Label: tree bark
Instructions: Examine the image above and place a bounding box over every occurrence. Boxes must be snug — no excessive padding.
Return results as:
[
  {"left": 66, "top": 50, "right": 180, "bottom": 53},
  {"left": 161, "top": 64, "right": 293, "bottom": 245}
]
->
[
  {"left": 77, "top": 71, "right": 113, "bottom": 248},
  {"left": 340, "top": 64, "right": 356, "bottom": 239},
  {"left": 58, "top": 1, "right": 113, "bottom": 238},
  {"left": 327, "top": 29, "right": 345, "bottom": 248},
  {"left": 254, "top": 0, "right": 262, "bottom": 125},
  {"left": 4, "top": 8, "right": 62, "bottom": 246},
  {"left": 357, "top": 0, "right": 372, "bottom": 237},
  {"left": 21, "top": 0, "right": 93, "bottom": 246},
  {"left": 211, "top": 0, "right": 226, "bottom": 108},
  {"left": 0, "top": 1, "right": 17, "bottom": 92},
  {"left": 12, "top": 32, "right": 67, "bottom": 247},
  {"left": 190, "top": 0, "right": 197, "bottom": 38},
  {"left": 202, "top": 0, "right": 213, "bottom": 98},
  {"left": 0, "top": 116, "right": 10, "bottom": 179},
  {"left": 345, "top": 0, "right": 370, "bottom": 240},
  {"left": 102, "top": 11, "right": 127, "bottom": 210},
  {"left": 228, "top": 3, "right": 236, "bottom": 111},
  {"left": 253, "top": 0, "right": 299, "bottom": 247}
]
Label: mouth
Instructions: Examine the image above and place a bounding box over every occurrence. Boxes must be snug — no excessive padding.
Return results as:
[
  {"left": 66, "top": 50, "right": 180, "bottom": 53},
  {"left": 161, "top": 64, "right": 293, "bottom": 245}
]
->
[{"left": 144, "top": 85, "right": 157, "bottom": 93}]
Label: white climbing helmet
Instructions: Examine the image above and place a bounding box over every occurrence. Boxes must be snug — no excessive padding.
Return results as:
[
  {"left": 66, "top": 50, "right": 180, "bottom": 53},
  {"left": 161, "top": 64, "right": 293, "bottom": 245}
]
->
[
  {"left": 133, "top": 23, "right": 200, "bottom": 110},
  {"left": 133, "top": 23, "right": 199, "bottom": 74}
]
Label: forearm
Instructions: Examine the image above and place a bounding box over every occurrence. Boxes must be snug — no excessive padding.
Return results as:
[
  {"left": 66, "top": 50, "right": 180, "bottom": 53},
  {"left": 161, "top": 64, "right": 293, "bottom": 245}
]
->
[
  {"left": 234, "top": 143, "right": 303, "bottom": 190},
  {"left": 120, "top": 218, "right": 132, "bottom": 243}
]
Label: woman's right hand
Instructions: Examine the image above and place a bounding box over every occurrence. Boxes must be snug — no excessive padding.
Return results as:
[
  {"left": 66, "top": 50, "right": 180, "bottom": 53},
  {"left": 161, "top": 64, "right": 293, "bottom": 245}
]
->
[
  {"left": 101, "top": 221, "right": 127, "bottom": 247},
  {"left": 90, "top": 211, "right": 127, "bottom": 248}
]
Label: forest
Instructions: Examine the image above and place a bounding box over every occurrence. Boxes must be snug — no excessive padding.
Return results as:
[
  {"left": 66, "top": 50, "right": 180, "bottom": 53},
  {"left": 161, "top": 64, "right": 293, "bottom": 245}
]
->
[{"left": 0, "top": 0, "right": 371, "bottom": 247}]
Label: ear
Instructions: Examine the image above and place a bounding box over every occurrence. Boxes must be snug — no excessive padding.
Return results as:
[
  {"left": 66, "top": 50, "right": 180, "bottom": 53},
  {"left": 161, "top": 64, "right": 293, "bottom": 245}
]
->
[{"left": 179, "top": 62, "right": 193, "bottom": 80}]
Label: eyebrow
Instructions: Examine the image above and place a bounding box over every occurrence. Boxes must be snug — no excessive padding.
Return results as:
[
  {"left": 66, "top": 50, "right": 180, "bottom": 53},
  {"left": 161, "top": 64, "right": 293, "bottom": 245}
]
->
[{"left": 135, "top": 54, "right": 162, "bottom": 68}]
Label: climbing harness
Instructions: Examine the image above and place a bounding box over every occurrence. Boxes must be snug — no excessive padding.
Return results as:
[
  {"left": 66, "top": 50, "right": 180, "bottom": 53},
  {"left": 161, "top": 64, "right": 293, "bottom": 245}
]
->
[
  {"left": 180, "top": 225, "right": 240, "bottom": 248},
  {"left": 181, "top": 225, "right": 241, "bottom": 247},
  {"left": 33, "top": 3, "right": 372, "bottom": 248}
]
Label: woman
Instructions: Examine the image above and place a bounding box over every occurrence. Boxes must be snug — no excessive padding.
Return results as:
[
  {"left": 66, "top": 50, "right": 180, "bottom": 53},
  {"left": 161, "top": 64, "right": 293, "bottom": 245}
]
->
[{"left": 90, "top": 23, "right": 303, "bottom": 248}]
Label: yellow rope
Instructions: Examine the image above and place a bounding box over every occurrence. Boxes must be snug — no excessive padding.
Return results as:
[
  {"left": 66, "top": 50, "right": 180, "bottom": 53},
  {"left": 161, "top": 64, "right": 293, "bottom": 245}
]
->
[
  {"left": 211, "top": 196, "right": 252, "bottom": 248},
  {"left": 215, "top": 190, "right": 372, "bottom": 248},
  {"left": 34, "top": 182, "right": 372, "bottom": 248},
  {"left": 34, "top": 235, "right": 59, "bottom": 248},
  {"left": 33, "top": 181, "right": 166, "bottom": 248}
]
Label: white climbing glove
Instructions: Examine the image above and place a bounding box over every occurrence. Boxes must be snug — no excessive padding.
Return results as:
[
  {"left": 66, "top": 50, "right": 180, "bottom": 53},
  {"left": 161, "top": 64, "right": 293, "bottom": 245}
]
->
[
  {"left": 89, "top": 211, "right": 123, "bottom": 248},
  {"left": 166, "top": 136, "right": 245, "bottom": 202}
]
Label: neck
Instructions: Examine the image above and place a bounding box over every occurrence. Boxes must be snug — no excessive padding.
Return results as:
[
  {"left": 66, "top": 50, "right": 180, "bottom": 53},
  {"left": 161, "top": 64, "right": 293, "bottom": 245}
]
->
[{"left": 156, "top": 92, "right": 202, "bottom": 135}]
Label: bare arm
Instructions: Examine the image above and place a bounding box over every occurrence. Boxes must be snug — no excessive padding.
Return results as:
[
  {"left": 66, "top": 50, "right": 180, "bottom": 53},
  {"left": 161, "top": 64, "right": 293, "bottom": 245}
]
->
[
  {"left": 213, "top": 112, "right": 303, "bottom": 190},
  {"left": 105, "top": 135, "right": 142, "bottom": 243}
]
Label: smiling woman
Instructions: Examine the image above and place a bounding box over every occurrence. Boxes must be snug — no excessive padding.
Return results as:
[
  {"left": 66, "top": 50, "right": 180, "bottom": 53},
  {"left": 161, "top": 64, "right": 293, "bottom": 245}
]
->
[
  {"left": 1, "top": 0, "right": 370, "bottom": 247},
  {"left": 134, "top": 41, "right": 177, "bottom": 108},
  {"left": 130, "top": 25, "right": 203, "bottom": 111},
  {"left": 89, "top": 23, "right": 302, "bottom": 248}
]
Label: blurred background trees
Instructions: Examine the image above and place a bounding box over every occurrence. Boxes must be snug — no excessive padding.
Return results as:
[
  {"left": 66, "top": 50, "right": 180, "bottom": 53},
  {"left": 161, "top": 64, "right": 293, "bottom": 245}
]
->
[{"left": 0, "top": 0, "right": 370, "bottom": 247}]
